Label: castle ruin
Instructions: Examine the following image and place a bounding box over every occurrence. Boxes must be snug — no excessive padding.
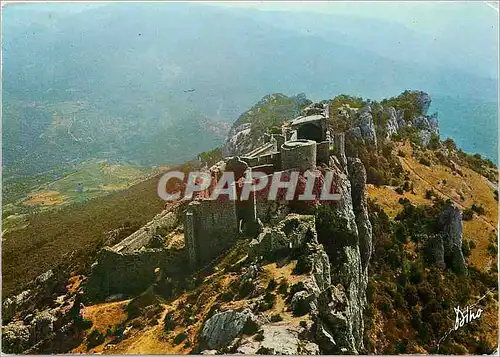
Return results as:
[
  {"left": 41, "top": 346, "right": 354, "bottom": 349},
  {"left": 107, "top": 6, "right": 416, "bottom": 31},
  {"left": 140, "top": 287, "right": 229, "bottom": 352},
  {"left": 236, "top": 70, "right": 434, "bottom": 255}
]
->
[{"left": 86, "top": 102, "right": 343, "bottom": 299}]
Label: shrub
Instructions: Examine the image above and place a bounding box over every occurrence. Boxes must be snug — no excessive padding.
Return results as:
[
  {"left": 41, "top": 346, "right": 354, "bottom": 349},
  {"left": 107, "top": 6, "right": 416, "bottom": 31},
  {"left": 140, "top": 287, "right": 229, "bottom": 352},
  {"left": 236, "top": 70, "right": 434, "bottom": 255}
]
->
[
  {"left": 266, "top": 279, "right": 277, "bottom": 291},
  {"left": 292, "top": 296, "right": 311, "bottom": 317},
  {"left": 112, "top": 324, "right": 125, "bottom": 338},
  {"left": 404, "top": 285, "right": 419, "bottom": 307},
  {"left": 288, "top": 282, "right": 307, "bottom": 298},
  {"left": 254, "top": 330, "right": 265, "bottom": 342},
  {"left": 75, "top": 318, "right": 93, "bottom": 330},
  {"left": 294, "top": 255, "right": 313, "bottom": 274},
  {"left": 264, "top": 292, "right": 276, "bottom": 304},
  {"left": 257, "top": 292, "right": 276, "bottom": 311},
  {"left": 487, "top": 242, "right": 498, "bottom": 256},
  {"left": 425, "top": 189, "right": 435, "bottom": 200},
  {"left": 131, "top": 318, "right": 146, "bottom": 329},
  {"left": 398, "top": 197, "right": 410, "bottom": 205},
  {"left": 395, "top": 187, "right": 404, "bottom": 195},
  {"left": 462, "top": 208, "right": 474, "bottom": 221},
  {"left": 278, "top": 280, "right": 289, "bottom": 295},
  {"left": 87, "top": 329, "right": 105, "bottom": 349},
  {"left": 392, "top": 133, "right": 403, "bottom": 141},
  {"left": 443, "top": 138, "right": 457, "bottom": 151},
  {"left": 163, "top": 311, "right": 175, "bottom": 332},
  {"left": 173, "top": 332, "right": 188, "bottom": 345},
  {"left": 462, "top": 239, "right": 475, "bottom": 259},
  {"left": 380, "top": 297, "right": 393, "bottom": 315},
  {"left": 429, "top": 134, "right": 440, "bottom": 149},
  {"left": 270, "top": 313, "right": 283, "bottom": 322},
  {"left": 419, "top": 157, "right": 431, "bottom": 166},
  {"left": 471, "top": 203, "right": 485, "bottom": 215},
  {"left": 220, "top": 291, "right": 234, "bottom": 302}
]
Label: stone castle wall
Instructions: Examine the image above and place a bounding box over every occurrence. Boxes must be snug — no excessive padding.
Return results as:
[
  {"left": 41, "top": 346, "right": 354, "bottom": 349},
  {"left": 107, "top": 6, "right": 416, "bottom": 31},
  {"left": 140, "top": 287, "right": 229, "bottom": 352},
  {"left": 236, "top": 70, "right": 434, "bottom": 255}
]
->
[
  {"left": 85, "top": 246, "right": 187, "bottom": 300},
  {"left": 316, "top": 141, "right": 330, "bottom": 165},
  {"left": 281, "top": 140, "right": 317, "bottom": 172},
  {"left": 185, "top": 198, "right": 239, "bottom": 267},
  {"left": 112, "top": 208, "right": 181, "bottom": 254},
  {"left": 85, "top": 204, "right": 185, "bottom": 300}
]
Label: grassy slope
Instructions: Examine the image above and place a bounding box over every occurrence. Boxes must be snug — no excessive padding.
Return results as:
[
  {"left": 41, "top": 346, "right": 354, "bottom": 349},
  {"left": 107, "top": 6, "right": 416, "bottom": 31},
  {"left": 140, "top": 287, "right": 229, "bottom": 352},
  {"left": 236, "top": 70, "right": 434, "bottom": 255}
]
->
[
  {"left": 72, "top": 240, "right": 310, "bottom": 354},
  {"left": 367, "top": 140, "right": 498, "bottom": 271},
  {"left": 2, "top": 160, "right": 155, "bottom": 233},
  {"left": 2, "top": 172, "right": 166, "bottom": 297},
  {"left": 367, "top": 140, "right": 498, "bottom": 352}
]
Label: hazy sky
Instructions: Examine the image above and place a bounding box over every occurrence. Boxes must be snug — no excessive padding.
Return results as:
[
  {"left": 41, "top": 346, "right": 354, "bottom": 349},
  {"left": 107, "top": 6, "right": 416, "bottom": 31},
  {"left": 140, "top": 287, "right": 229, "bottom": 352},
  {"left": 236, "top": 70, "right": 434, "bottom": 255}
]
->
[
  {"left": 3, "top": 0, "right": 499, "bottom": 79},
  {"left": 5, "top": 1, "right": 499, "bottom": 34},
  {"left": 208, "top": 1, "right": 498, "bottom": 31},
  {"left": 209, "top": 1, "right": 499, "bottom": 78}
]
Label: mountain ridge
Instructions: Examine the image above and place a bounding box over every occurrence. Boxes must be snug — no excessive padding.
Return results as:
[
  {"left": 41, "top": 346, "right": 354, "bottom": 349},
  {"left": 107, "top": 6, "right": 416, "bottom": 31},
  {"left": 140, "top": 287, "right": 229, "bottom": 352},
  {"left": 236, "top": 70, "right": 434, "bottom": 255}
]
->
[{"left": 3, "top": 2, "right": 497, "bottom": 178}]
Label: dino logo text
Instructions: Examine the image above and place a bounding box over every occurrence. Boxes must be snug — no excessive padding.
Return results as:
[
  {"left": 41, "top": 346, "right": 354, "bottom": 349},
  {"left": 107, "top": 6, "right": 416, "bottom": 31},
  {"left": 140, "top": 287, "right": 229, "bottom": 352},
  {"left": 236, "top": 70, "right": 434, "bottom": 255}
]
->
[{"left": 454, "top": 305, "right": 483, "bottom": 331}]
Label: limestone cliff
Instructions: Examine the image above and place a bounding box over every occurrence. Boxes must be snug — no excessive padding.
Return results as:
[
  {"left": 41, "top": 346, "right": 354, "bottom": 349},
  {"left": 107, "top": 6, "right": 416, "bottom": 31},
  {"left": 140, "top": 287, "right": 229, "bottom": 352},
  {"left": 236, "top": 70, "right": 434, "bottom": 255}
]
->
[
  {"left": 438, "top": 204, "right": 467, "bottom": 275},
  {"left": 313, "top": 155, "right": 373, "bottom": 354}
]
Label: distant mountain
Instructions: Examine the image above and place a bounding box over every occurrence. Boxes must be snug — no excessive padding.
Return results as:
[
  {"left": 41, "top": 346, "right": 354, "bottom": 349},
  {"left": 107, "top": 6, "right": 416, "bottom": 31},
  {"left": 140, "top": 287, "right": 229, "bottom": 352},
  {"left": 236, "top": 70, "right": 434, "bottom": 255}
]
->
[{"left": 2, "top": 2, "right": 497, "bottom": 176}]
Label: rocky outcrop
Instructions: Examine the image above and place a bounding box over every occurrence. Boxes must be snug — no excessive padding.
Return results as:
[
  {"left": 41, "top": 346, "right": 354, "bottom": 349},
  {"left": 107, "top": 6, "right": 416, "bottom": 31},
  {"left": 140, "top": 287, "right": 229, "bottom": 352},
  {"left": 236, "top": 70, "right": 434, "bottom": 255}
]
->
[
  {"left": 309, "top": 244, "right": 332, "bottom": 292},
  {"left": 384, "top": 106, "right": 405, "bottom": 139},
  {"left": 332, "top": 133, "right": 347, "bottom": 170},
  {"left": 423, "top": 233, "right": 446, "bottom": 269},
  {"left": 313, "top": 285, "right": 357, "bottom": 354},
  {"left": 413, "top": 90, "right": 432, "bottom": 115},
  {"left": 199, "top": 309, "right": 256, "bottom": 350},
  {"left": 346, "top": 126, "right": 362, "bottom": 141},
  {"left": 2, "top": 307, "right": 65, "bottom": 354},
  {"left": 248, "top": 214, "right": 316, "bottom": 260},
  {"left": 242, "top": 183, "right": 371, "bottom": 353},
  {"left": 236, "top": 324, "right": 320, "bottom": 355},
  {"left": 2, "top": 269, "right": 63, "bottom": 325},
  {"left": 328, "top": 244, "right": 366, "bottom": 353},
  {"left": 310, "top": 156, "right": 372, "bottom": 353},
  {"left": 348, "top": 105, "right": 377, "bottom": 146},
  {"left": 32, "top": 310, "right": 56, "bottom": 343},
  {"left": 2, "top": 322, "right": 32, "bottom": 353},
  {"left": 438, "top": 205, "right": 467, "bottom": 275},
  {"left": 223, "top": 123, "right": 254, "bottom": 157},
  {"left": 327, "top": 157, "right": 359, "bottom": 237},
  {"left": 2, "top": 297, "right": 15, "bottom": 323},
  {"left": 348, "top": 158, "right": 373, "bottom": 277},
  {"left": 357, "top": 106, "right": 377, "bottom": 146},
  {"left": 384, "top": 107, "right": 399, "bottom": 139},
  {"left": 412, "top": 113, "right": 439, "bottom": 147},
  {"left": 427, "top": 112, "right": 439, "bottom": 132}
]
